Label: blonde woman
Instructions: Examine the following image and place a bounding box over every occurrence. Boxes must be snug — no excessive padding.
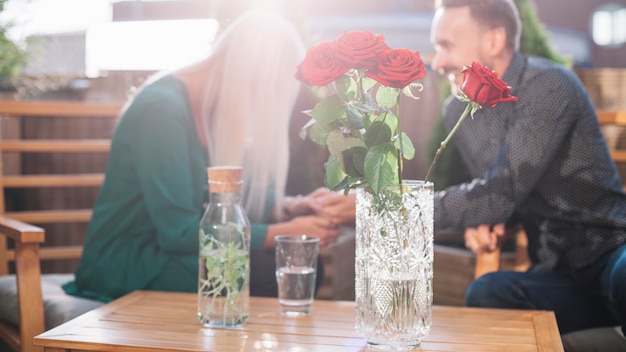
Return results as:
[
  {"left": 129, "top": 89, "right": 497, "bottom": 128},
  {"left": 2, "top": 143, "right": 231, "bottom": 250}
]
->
[{"left": 63, "top": 10, "right": 342, "bottom": 301}]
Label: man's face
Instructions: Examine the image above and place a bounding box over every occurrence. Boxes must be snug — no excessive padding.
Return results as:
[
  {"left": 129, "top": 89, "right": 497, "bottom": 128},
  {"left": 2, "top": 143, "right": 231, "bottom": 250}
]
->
[{"left": 430, "top": 6, "right": 493, "bottom": 89}]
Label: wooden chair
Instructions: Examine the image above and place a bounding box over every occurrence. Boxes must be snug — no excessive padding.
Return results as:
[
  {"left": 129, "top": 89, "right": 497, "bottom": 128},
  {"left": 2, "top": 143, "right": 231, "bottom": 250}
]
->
[
  {"left": 0, "top": 100, "right": 122, "bottom": 352},
  {"left": 474, "top": 226, "right": 530, "bottom": 278},
  {"left": 597, "top": 110, "right": 626, "bottom": 190},
  {"left": 432, "top": 227, "right": 527, "bottom": 306}
]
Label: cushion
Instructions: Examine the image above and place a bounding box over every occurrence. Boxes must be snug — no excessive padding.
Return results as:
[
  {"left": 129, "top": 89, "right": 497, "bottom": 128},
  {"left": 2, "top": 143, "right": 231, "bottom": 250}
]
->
[
  {"left": 561, "top": 326, "right": 626, "bottom": 352},
  {"left": 0, "top": 273, "right": 104, "bottom": 330}
]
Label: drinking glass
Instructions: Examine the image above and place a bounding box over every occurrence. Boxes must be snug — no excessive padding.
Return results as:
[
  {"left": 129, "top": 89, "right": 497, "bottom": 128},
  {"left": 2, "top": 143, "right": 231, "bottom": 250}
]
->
[{"left": 275, "top": 235, "right": 319, "bottom": 316}]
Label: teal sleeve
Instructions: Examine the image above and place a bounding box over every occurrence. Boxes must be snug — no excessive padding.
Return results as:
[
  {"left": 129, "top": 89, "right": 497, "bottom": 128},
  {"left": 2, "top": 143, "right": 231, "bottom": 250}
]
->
[
  {"left": 132, "top": 99, "right": 200, "bottom": 255},
  {"left": 251, "top": 223, "right": 268, "bottom": 250}
]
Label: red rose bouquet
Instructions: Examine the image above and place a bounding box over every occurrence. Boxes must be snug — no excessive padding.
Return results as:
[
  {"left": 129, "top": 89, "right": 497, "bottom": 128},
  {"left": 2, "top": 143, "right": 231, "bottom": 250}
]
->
[
  {"left": 296, "top": 30, "right": 426, "bottom": 195},
  {"left": 424, "top": 62, "right": 519, "bottom": 180},
  {"left": 296, "top": 31, "right": 518, "bottom": 194}
]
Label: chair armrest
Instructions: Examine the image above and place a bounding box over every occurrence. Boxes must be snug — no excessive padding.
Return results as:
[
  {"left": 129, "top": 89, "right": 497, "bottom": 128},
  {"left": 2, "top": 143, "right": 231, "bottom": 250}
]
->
[
  {"left": 0, "top": 216, "right": 45, "bottom": 352},
  {"left": 0, "top": 217, "right": 45, "bottom": 244},
  {"left": 475, "top": 247, "right": 501, "bottom": 279},
  {"left": 474, "top": 225, "right": 530, "bottom": 279}
]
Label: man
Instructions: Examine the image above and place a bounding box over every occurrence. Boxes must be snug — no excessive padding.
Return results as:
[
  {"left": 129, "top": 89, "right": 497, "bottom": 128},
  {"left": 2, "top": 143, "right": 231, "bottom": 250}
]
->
[{"left": 430, "top": 0, "right": 626, "bottom": 346}]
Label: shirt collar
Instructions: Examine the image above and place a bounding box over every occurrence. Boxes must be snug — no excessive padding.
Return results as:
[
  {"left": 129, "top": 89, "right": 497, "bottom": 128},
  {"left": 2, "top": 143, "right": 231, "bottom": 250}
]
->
[{"left": 500, "top": 52, "right": 526, "bottom": 93}]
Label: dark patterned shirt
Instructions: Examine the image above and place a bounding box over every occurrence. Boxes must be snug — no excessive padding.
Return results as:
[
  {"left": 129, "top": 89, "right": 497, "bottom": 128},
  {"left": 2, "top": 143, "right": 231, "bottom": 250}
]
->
[{"left": 434, "top": 52, "right": 626, "bottom": 271}]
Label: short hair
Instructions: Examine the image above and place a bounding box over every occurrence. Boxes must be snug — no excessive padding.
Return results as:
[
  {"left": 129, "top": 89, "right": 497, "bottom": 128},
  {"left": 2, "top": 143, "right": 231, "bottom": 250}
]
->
[{"left": 435, "top": 0, "right": 521, "bottom": 51}]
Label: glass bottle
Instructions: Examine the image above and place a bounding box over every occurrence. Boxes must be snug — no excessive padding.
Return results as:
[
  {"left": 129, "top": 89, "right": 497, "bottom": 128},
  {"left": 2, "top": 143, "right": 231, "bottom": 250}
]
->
[{"left": 197, "top": 166, "right": 251, "bottom": 327}]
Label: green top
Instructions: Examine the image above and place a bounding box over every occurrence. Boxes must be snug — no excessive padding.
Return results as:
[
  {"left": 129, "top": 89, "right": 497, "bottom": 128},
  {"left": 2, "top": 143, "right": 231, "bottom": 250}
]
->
[{"left": 63, "top": 75, "right": 269, "bottom": 302}]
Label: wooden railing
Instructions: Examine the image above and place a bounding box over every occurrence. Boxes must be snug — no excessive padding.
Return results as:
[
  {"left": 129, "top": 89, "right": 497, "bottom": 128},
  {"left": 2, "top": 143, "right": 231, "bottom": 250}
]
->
[
  {"left": 0, "top": 100, "right": 123, "bottom": 352},
  {"left": 0, "top": 100, "right": 123, "bottom": 272}
]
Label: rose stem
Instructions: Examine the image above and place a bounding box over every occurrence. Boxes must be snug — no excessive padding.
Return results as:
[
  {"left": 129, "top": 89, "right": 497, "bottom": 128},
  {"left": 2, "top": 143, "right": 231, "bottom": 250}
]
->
[{"left": 424, "top": 103, "right": 472, "bottom": 182}]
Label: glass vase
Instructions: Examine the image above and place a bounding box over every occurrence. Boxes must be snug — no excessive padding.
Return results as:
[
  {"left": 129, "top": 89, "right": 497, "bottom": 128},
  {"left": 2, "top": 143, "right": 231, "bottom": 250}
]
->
[
  {"left": 355, "top": 180, "right": 434, "bottom": 350},
  {"left": 197, "top": 166, "right": 251, "bottom": 327}
]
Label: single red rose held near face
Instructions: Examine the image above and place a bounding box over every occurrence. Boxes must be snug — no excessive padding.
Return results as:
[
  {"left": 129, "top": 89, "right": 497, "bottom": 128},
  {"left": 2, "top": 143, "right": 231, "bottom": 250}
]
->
[
  {"left": 424, "top": 62, "right": 518, "bottom": 181},
  {"left": 332, "top": 30, "right": 389, "bottom": 70},
  {"left": 295, "top": 42, "right": 350, "bottom": 86},
  {"left": 461, "top": 62, "right": 518, "bottom": 107},
  {"left": 366, "top": 48, "right": 426, "bottom": 89}
]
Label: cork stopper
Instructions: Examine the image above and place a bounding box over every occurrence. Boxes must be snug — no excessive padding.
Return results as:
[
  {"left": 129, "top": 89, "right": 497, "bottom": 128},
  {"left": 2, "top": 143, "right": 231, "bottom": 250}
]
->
[{"left": 207, "top": 166, "right": 243, "bottom": 193}]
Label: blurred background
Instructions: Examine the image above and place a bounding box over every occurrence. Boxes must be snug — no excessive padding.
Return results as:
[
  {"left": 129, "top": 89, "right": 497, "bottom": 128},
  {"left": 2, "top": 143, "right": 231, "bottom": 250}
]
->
[
  {"left": 0, "top": 0, "right": 624, "bottom": 190},
  {"left": 0, "top": 0, "right": 624, "bottom": 305}
]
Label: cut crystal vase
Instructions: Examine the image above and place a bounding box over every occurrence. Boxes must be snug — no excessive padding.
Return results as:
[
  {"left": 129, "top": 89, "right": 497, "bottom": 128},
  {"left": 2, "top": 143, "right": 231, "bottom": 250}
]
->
[{"left": 355, "top": 180, "right": 434, "bottom": 350}]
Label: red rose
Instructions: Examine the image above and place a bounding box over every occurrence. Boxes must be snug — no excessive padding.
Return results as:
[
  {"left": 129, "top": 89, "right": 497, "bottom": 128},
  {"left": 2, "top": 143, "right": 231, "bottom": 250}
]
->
[
  {"left": 332, "top": 30, "right": 389, "bottom": 70},
  {"left": 365, "top": 48, "right": 426, "bottom": 89},
  {"left": 295, "top": 42, "right": 349, "bottom": 86},
  {"left": 461, "top": 62, "right": 518, "bottom": 107}
]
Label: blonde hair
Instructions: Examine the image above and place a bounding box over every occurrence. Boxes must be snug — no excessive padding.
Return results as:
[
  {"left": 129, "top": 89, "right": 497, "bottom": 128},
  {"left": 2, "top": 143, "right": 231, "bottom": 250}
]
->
[{"left": 199, "top": 11, "right": 305, "bottom": 222}]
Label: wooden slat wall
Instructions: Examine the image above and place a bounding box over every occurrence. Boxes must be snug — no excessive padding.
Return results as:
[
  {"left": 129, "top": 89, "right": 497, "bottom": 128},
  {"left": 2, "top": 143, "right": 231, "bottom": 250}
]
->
[{"left": 0, "top": 100, "right": 123, "bottom": 275}]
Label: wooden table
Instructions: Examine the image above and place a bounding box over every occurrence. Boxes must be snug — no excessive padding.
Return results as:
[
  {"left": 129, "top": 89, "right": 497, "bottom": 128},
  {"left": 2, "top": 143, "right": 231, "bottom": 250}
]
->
[{"left": 34, "top": 290, "right": 563, "bottom": 352}]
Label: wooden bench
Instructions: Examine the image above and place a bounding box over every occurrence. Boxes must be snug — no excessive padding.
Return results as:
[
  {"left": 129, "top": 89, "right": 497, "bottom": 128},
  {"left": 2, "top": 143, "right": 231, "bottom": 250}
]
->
[{"left": 0, "top": 100, "right": 123, "bottom": 352}]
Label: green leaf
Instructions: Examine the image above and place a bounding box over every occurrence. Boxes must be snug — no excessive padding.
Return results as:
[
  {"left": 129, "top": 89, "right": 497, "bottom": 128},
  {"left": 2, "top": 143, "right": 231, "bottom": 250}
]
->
[
  {"left": 299, "top": 117, "right": 316, "bottom": 140},
  {"left": 310, "top": 94, "right": 346, "bottom": 124},
  {"left": 364, "top": 120, "right": 392, "bottom": 148},
  {"left": 377, "top": 111, "right": 398, "bottom": 134},
  {"left": 324, "top": 155, "right": 348, "bottom": 191},
  {"left": 355, "top": 93, "right": 379, "bottom": 114},
  {"left": 361, "top": 76, "right": 377, "bottom": 93},
  {"left": 326, "top": 130, "right": 366, "bottom": 173},
  {"left": 309, "top": 122, "right": 336, "bottom": 145},
  {"left": 335, "top": 75, "right": 356, "bottom": 101},
  {"left": 352, "top": 99, "right": 378, "bottom": 130},
  {"left": 376, "top": 86, "right": 400, "bottom": 109},
  {"left": 342, "top": 146, "right": 367, "bottom": 177},
  {"left": 394, "top": 132, "right": 415, "bottom": 160},
  {"left": 402, "top": 82, "right": 424, "bottom": 99},
  {"left": 345, "top": 107, "right": 364, "bottom": 130},
  {"left": 345, "top": 175, "right": 367, "bottom": 192},
  {"left": 364, "top": 143, "right": 399, "bottom": 194}
]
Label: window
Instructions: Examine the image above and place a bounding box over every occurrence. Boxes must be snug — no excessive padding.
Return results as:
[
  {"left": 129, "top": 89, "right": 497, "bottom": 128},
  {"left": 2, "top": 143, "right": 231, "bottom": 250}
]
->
[
  {"left": 592, "top": 3, "right": 626, "bottom": 47},
  {"left": 85, "top": 19, "right": 218, "bottom": 77}
]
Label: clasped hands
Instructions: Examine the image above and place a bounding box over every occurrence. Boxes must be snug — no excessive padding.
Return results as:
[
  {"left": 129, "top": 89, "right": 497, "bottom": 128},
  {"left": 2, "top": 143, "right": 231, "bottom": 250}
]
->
[
  {"left": 282, "top": 187, "right": 356, "bottom": 225},
  {"left": 280, "top": 188, "right": 356, "bottom": 247},
  {"left": 284, "top": 189, "right": 512, "bottom": 253}
]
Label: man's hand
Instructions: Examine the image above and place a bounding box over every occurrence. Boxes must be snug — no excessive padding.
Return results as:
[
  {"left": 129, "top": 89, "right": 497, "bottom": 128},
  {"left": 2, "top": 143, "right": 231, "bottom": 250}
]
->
[{"left": 464, "top": 223, "right": 505, "bottom": 254}]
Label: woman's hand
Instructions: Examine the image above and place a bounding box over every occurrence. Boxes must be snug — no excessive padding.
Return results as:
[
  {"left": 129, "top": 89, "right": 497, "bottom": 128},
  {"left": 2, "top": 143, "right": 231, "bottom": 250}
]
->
[
  {"left": 286, "top": 215, "right": 340, "bottom": 247},
  {"left": 310, "top": 190, "right": 356, "bottom": 226},
  {"left": 279, "top": 188, "right": 329, "bottom": 219},
  {"left": 266, "top": 215, "right": 340, "bottom": 248}
]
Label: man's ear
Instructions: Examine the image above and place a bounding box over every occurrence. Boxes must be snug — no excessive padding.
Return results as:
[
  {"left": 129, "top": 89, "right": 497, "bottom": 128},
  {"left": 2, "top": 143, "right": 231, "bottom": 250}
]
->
[{"left": 488, "top": 26, "right": 507, "bottom": 57}]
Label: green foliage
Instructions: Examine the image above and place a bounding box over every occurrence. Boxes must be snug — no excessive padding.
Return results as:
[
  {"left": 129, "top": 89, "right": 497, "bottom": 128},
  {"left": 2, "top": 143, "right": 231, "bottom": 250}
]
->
[
  {"left": 198, "top": 224, "right": 249, "bottom": 322},
  {"left": 514, "top": 0, "right": 571, "bottom": 67},
  {"left": 0, "top": 0, "right": 26, "bottom": 87},
  {"left": 301, "top": 70, "right": 420, "bottom": 196},
  {"left": 0, "top": 32, "right": 25, "bottom": 85}
]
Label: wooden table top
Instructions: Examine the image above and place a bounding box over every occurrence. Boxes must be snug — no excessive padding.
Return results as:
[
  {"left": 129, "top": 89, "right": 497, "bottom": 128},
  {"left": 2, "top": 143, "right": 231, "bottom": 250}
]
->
[{"left": 34, "top": 290, "right": 563, "bottom": 352}]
